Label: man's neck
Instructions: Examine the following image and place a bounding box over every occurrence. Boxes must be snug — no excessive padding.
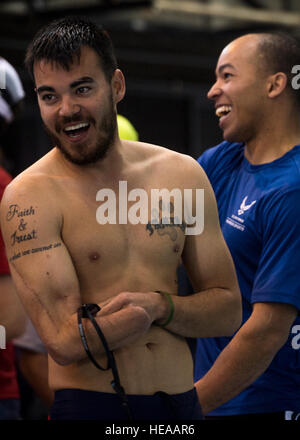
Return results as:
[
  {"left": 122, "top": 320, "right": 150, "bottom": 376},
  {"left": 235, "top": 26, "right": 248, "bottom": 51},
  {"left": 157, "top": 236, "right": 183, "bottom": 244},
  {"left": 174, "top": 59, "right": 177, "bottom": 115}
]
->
[
  {"left": 56, "top": 138, "right": 126, "bottom": 181},
  {"left": 244, "top": 110, "right": 300, "bottom": 165}
]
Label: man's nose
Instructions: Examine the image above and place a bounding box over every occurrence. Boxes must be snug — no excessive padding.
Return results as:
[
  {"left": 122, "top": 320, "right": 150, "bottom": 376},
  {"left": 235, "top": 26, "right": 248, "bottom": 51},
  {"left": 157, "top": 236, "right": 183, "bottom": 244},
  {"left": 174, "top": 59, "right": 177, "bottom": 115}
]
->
[
  {"left": 207, "top": 81, "right": 222, "bottom": 100},
  {"left": 58, "top": 96, "right": 80, "bottom": 117}
]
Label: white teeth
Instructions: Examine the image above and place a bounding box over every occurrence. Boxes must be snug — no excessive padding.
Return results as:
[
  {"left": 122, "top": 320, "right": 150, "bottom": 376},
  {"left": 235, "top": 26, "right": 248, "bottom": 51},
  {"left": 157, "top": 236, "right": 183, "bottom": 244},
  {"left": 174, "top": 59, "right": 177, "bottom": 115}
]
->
[
  {"left": 64, "top": 122, "right": 89, "bottom": 132},
  {"left": 216, "top": 105, "right": 232, "bottom": 118}
]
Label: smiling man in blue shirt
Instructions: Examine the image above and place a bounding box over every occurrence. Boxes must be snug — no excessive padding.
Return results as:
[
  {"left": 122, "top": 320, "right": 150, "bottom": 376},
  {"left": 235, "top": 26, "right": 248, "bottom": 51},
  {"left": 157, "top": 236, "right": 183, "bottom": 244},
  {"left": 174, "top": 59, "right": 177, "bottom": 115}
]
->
[{"left": 194, "top": 32, "right": 300, "bottom": 420}]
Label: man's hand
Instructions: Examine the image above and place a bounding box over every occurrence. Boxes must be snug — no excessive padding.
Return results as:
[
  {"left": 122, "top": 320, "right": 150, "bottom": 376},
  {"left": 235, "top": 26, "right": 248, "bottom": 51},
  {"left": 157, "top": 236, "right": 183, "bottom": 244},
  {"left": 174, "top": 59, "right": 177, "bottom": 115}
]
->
[{"left": 98, "top": 291, "right": 169, "bottom": 325}]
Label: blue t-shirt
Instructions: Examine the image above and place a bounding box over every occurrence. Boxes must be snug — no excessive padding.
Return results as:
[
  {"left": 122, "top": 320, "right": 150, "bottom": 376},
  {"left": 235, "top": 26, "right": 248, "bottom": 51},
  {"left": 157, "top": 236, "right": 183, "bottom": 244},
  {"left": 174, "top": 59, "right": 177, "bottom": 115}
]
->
[{"left": 195, "top": 141, "right": 300, "bottom": 415}]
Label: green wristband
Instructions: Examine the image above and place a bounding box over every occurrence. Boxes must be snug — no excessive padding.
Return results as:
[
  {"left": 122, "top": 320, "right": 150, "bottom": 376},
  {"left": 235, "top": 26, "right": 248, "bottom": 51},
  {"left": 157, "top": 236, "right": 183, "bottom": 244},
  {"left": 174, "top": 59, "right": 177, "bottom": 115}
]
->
[{"left": 155, "top": 290, "right": 174, "bottom": 327}]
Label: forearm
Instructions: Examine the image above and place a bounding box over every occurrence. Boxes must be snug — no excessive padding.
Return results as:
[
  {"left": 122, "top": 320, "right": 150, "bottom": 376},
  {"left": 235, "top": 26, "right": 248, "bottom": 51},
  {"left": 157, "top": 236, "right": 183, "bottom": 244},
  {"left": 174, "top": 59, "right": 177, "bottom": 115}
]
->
[
  {"left": 195, "top": 302, "right": 297, "bottom": 414},
  {"left": 50, "top": 304, "right": 151, "bottom": 366},
  {"left": 157, "top": 288, "right": 241, "bottom": 338},
  {"left": 195, "top": 330, "right": 283, "bottom": 415}
]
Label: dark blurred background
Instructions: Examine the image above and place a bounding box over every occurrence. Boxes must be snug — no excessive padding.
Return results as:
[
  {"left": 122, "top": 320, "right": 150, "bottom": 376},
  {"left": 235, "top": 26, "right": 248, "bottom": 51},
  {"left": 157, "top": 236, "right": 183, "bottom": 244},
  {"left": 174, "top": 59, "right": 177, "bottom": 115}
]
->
[{"left": 1, "top": 0, "right": 300, "bottom": 176}]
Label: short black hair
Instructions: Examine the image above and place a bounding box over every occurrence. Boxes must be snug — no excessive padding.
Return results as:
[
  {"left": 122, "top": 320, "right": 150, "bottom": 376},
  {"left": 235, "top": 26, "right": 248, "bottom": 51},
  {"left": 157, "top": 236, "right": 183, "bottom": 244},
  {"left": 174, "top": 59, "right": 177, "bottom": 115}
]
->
[
  {"left": 255, "top": 32, "right": 300, "bottom": 108},
  {"left": 25, "top": 16, "right": 118, "bottom": 82}
]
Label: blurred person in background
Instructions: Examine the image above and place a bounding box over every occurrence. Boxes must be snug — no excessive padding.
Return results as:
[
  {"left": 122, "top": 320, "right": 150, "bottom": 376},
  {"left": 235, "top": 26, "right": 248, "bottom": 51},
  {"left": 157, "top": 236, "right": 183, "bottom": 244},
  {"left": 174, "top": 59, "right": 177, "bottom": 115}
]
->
[
  {"left": 0, "top": 57, "right": 26, "bottom": 420},
  {"left": 14, "top": 319, "right": 54, "bottom": 420}
]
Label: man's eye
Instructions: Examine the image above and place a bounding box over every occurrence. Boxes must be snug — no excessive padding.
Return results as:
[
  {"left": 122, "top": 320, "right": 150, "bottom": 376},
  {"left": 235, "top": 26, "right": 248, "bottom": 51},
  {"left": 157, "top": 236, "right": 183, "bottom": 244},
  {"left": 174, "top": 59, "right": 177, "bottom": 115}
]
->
[
  {"left": 223, "top": 72, "right": 232, "bottom": 79},
  {"left": 41, "top": 94, "right": 56, "bottom": 102},
  {"left": 77, "top": 86, "right": 90, "bottom": 94}
]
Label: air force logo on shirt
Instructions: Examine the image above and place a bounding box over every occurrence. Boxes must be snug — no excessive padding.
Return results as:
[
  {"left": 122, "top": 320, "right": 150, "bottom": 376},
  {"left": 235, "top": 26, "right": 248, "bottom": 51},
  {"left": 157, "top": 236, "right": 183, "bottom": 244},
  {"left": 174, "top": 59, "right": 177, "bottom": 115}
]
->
[
  {"left": 226, "top": 196, "right": 257, "bottom": 232},
  {"left": 238, "top": 196, "right": 256, "bottom": 215}
]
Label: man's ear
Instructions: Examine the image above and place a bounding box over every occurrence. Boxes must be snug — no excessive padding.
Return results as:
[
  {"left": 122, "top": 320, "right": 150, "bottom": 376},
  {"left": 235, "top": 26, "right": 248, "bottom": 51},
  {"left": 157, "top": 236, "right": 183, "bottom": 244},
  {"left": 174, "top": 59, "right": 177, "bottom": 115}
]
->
[
  {"left": 267, "top": 72, "right": 287, "bottom": 99},
  {"left": 111, "top": 69, "right": 126, "bottom": 104}
]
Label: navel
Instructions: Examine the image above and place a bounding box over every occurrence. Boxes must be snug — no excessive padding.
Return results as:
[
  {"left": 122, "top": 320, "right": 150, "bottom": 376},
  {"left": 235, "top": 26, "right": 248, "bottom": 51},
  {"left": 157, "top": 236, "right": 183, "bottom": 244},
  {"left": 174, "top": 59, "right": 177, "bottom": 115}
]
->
[{"left": 173, "top": 243, "right": 180, "bottom": 253}]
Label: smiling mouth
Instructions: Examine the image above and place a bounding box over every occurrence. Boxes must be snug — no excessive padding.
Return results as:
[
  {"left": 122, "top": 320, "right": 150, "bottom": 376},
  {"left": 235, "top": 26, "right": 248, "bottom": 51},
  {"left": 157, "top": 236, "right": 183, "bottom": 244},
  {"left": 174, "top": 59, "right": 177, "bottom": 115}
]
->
[
  {"left": 216, "top": 105, "right": 232, "bottom": 119},
  {"left": 63, "top": 122, "right": 90, "bottom": 138}
]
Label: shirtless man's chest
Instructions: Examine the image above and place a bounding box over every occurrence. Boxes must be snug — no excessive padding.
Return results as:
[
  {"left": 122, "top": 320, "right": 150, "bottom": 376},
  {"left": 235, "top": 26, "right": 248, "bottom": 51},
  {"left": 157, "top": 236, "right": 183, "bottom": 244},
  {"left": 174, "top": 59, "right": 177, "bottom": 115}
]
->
[
  {"left": 58, "top": 171, "right": 185, "bottom": 303},
  {"left": 46, "top": 167, "right": 193, "bottom": 394},
  {"left": 10, "top": 146, "right": 195, "bottom": 394}
]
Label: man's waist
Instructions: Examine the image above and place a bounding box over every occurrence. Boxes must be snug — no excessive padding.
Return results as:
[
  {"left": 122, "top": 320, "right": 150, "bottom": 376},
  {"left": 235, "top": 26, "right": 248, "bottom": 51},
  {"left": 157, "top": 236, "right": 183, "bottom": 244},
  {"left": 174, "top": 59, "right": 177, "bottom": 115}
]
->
[{"left": 49, "top": 331, "right": 193, "bottom": 395}]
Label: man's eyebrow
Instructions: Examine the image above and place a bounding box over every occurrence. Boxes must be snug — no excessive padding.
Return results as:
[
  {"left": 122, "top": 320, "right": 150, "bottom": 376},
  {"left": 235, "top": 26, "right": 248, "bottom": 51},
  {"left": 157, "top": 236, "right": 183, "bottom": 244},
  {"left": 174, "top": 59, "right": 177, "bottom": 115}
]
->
[
  {"left": 36, "top": 85, "right": 55, "bottom": 94},
  {"left": 216, "top": 63, "right": 236, "bottom": 76},
  {"left": 36, "top": 77, "right": 95, "bottom": 94},
  {"left": 70, "top": 76, "right": 95, "bottom": 88}
]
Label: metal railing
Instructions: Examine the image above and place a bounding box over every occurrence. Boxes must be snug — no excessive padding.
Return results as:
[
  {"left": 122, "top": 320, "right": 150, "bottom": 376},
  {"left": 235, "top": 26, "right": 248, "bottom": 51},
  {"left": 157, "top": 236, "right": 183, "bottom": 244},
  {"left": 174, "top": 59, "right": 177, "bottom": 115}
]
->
[{"left": 154, "top": 0, "right": 300, "bottom": 27}]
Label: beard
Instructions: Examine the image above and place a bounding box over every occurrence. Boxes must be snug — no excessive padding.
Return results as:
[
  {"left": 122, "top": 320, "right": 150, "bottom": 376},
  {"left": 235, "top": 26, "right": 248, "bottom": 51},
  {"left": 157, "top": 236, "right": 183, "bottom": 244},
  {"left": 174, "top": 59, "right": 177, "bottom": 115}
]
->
[{"left": 44, "top": 94, "right": 117, "bottom": 166}]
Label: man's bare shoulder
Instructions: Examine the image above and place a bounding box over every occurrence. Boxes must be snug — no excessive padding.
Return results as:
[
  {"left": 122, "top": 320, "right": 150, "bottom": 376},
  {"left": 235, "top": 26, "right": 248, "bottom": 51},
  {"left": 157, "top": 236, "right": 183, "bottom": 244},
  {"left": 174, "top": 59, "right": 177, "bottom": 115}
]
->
[{"left": 129, "top": 140, "right": 209, "bottom": 186}]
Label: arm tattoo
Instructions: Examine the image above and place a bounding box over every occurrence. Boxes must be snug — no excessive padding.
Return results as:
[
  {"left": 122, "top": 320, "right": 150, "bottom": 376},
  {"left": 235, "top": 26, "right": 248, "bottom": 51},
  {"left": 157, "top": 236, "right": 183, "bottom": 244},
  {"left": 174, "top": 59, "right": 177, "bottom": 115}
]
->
[
  {"left": 6, "top": 204, "right": 38, "bottom": 246},
  {"left": 9, "top": 242, "right": 62, "bottom": 263},
  {"left": 6, "top": 203, "right": 61, "bottom": 262}
]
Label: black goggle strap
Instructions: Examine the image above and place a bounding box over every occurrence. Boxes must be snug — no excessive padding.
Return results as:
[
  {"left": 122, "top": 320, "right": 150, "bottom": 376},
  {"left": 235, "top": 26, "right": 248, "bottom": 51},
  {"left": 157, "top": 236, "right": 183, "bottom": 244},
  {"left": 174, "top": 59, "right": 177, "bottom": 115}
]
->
[
  {"left": 77, "top": 303, "right": 132, "bottom": 420},
  {"left": 77, "top": 303, "right": 109, "bottom": 371}
]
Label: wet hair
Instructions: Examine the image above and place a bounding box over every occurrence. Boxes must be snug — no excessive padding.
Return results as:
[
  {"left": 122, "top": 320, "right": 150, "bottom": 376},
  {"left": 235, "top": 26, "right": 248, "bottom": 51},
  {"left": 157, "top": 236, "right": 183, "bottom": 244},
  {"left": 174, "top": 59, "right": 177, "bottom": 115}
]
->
[
  {"left": 255, "top": 32, "right": 300, "bottom": 108},
  {"left": 25, "top": 16, "right": 118, "bottom": 82}
]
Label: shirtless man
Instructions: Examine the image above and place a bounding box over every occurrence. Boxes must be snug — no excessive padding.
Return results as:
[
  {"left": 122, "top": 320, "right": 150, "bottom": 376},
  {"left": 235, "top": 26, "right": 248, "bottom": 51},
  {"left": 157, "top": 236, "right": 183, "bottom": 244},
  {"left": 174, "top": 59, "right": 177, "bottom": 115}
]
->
[{"left": 0, "top": 17, "right": 241, "bottom": 421}]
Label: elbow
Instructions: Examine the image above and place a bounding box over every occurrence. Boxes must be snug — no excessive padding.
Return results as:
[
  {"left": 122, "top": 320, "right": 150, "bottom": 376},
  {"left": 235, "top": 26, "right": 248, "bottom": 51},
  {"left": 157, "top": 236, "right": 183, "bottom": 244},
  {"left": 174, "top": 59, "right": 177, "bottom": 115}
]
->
[
  {"left": 50, "top": 354, "right": 73, "bottom": 367},
  {"left": 44, "top": 315, "right": 85, "bottom": 366},
  {"left": 45, "top": 334, "right": 80, "bottom": 366},
  {"left": 47, "top": 306, "right": 151, "bottom": 366},
  {"left": 47, "top": 344, "right": 74, "bottom": 366}
]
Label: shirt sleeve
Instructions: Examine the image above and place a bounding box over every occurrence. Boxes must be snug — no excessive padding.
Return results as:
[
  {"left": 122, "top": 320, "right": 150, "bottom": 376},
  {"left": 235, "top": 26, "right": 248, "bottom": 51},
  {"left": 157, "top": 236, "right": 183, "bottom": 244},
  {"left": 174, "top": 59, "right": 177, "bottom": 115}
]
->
[
  {"left": 252, "top": 187, "right": 300, "bottom": 311},
  {"left": 197, "top": 146, "right": 218, "bottom": 173}
]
